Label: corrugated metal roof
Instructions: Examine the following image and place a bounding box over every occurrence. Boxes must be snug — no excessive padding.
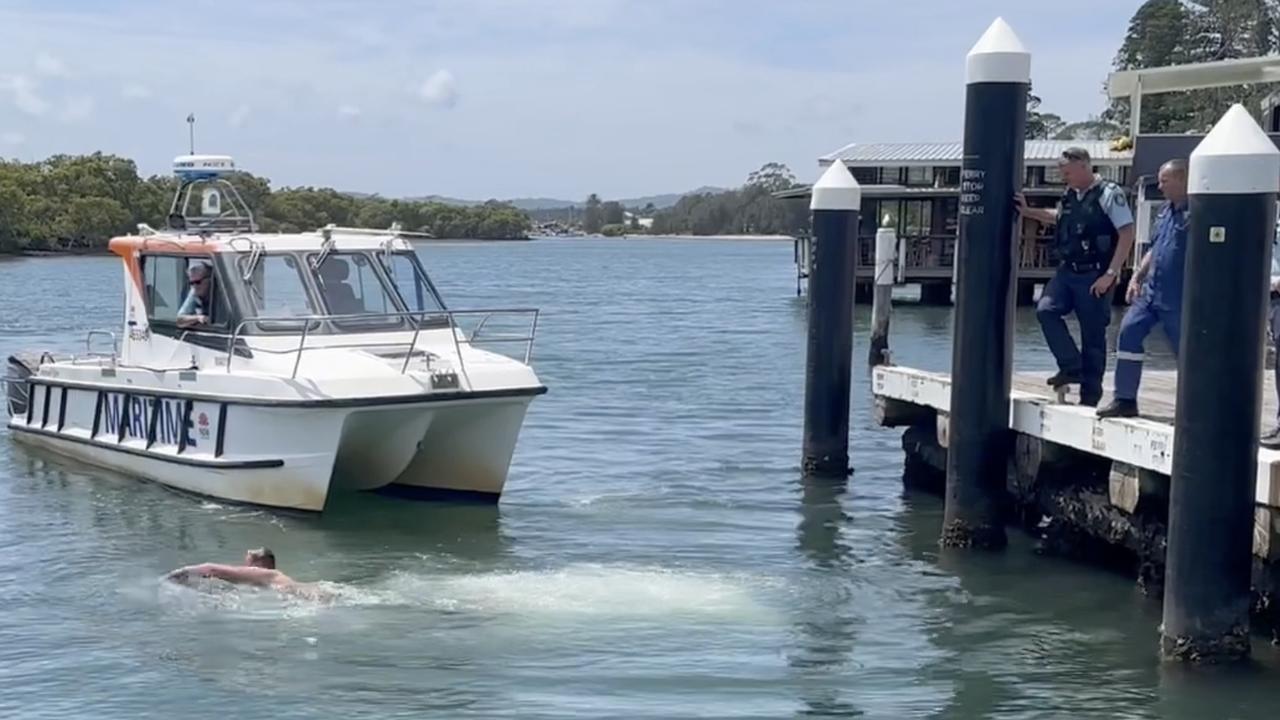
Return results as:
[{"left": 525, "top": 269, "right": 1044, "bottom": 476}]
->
[
  {"left": 773, "top": 184, "right": 1070, "bottom": 201},
  {"left": 820, "top": 139, "right": 1132, "bottom": 165}
]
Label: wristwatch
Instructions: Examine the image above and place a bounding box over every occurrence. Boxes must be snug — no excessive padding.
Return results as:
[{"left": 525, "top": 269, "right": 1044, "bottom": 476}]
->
[{"left": 1104, "top": 268, "right": 1117, "bottom": 277}]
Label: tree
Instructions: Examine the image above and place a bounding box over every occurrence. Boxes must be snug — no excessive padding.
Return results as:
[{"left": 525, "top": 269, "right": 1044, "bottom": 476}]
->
[
  {"left": 1054, "top": 117, "right": 1125, "bottom": 140},
  {"left": 1105, "top": 0, "right": 1195, "bottom": 132},
  {"left": 1026, "top": 87, "right": 1066, "bottom": 139},
  {"left": 582, "top": 193, "right": 603, "bottom": 234},
  {"left": 1106, "top": 0, "right": 1280, "bottom": 133},
  {"left": 0, "top": 152, "right": 535, "bottom": 252},
  {"left": 601, "top": 200, "right": 625, "bottom": 226},
  {"left": 745, "top": 162, "right": 796, "bottom": 193}
]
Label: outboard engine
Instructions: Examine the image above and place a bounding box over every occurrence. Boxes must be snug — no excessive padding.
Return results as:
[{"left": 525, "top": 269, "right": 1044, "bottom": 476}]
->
[{"left": 5, "top": 354, "right": 38, "bottom": 418}]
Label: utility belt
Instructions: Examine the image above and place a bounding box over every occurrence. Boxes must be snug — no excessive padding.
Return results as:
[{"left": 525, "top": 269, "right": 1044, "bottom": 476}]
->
[{"left": 1060, "top": 259, "right": 1106, "bottom": 274}]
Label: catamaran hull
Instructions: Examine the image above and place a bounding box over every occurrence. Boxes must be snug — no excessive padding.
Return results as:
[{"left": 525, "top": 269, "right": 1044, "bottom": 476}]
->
[
  {"left": 10, "top": 429, "right": 337, "bottom": 511},
  {"left": 7, "top": 380, "right": 543, "bottom": 511}
]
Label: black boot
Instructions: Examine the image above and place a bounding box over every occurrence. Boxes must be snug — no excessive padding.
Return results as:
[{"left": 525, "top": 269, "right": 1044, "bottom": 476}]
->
[
  {"left": 1046, "top": 370, "right": 1082, "bottom": 389},
  {"left": 1097, "top": 398, "right": 1138, "bottom": 418}
]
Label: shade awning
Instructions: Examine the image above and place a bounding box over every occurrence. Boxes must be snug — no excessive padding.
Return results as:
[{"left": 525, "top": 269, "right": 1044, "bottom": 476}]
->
[{"left": 1107, "top": 56, "right": 1280, "bottom": 98}]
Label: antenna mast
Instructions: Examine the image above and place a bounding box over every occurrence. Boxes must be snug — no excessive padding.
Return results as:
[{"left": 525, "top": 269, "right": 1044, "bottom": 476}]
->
[{"left": 186, "top": 113, "right": 196, "bottom": 154}]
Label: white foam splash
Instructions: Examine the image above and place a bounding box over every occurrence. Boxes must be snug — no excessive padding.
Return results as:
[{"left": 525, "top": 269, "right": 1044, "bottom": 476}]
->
[
  {"left": 376, "top": 564, "right": 778, "bottom": 622},
  {"left": 151, "top": 564, "right": 781, "bottom": 625}
]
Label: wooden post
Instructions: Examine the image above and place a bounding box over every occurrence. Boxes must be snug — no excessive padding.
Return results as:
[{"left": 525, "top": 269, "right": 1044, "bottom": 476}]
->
[
  {"left": 941, "top": 17, "right": 1029, "bottom": 549},
  {"left": 869, "top": 222, "right": 896, "bottom": 366},
  {"left": 1161, "top": 104, "right": 1280, "bottom": 663},
  {"left": 801, "top": 161, "right": 861, "bottom": 476}
]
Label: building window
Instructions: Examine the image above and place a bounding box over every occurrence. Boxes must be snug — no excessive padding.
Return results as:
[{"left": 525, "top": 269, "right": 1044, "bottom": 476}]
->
[
  {"left": 1044, "top": 164, "right": 1064, "bottom": 185},
  {"left": 905, "top": 166, "right": 931, "bottom": 186},
  {"left": 881, "top": 166, "right": 905, "bottom": 185},
  {"left": 934, "top": 167, "right": 960, "bottom": 187},
  {"left": 850, "top": 167, "right": 878, "bottom": 185},
  {"left": 1096, "top": 165, "right": 1120, "bottom": 182},
  {"left": 902, "top": 199, "right": 932, "bottom": 236},
  {"left": 1026, "top": 166, "right": 1045, "bottom": 187}
]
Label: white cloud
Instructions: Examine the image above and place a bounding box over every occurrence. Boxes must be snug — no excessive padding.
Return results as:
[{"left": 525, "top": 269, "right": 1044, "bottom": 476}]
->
[
  {"left": 0, "top": 131, "right": 25, "bottom": 145},
  {"left": 34, "top": 52, "right": 67, "bottom": 77},
  {"left": 121, "top": 83, "right": 152, "bottom": 99},
  {"left": 1, "top": 75, "right": 49, "bottom": 116},
  {"left": 229, "top": 104, "right": 251, "bottom": 127},
  {"left": 59, "top": 95, "right": 94, "bottom": 123},
  {"left": 418, "top": 70, "right": 458, "bottom": 109},
  {"left": 337, "top": 104, "right": 361, "bottom": 118}
]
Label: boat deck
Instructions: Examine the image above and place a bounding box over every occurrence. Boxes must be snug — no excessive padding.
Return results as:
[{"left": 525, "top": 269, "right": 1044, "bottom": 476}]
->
[{"left": 872, "top": 365, "right": 1280, "bottom": 508}]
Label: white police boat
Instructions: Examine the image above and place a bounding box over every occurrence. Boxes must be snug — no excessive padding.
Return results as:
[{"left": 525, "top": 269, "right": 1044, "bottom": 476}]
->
[{"left": 3, "top": 155, "right": 545, "bottom": 511}]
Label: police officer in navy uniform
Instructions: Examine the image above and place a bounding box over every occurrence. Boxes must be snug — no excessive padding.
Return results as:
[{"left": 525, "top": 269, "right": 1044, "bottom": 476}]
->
[
  {"left": 1016, "top": 146, "right": 1136, "bottom": 407},
  {"left": 1097, "top": 160, "right": 1187, "bottom": 418}
]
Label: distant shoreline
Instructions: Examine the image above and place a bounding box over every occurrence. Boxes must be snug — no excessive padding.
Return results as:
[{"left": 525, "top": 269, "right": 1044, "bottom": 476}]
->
[
  {"left": 530, "top": 233, "right": 796, "bottom": 242},
  {"left": 2, "top": 236, "right": 533, "bottom": 257},
  {"left": 3, "top": 233, "right": 796, "bottom": 258},
  {"left": 633, "top": 234, "right": 796, "bottom": 242}
]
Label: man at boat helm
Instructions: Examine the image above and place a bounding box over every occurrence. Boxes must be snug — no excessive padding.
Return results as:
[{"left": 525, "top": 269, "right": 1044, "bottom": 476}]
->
[
  {"left": 1016, "top": 146, "right": 1135, "bottom": 407},
  {"left": 176, "top": 262, "right": 214, "bottom": 328},
  {"left": 165, "top": 547, "right": 330, "bottom": 600}
]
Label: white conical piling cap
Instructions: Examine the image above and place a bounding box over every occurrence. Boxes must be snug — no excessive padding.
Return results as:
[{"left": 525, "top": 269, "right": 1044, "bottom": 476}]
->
[
  {"left": 965, "top": 17, "right": 1031, "bottom": 85},
  {"left": 810, "top": 161, "right": 861, "bottom": 211},
  {"left": 1189, "top": 103, "right": 1280, "bottom": 195}
]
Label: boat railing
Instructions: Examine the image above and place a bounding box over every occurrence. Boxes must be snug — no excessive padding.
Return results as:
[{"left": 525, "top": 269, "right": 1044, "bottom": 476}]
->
[
  {"left": 225, "top": 308, "right": 539, "bottom": 380},
  {"left": 84, "top": 330, "right": 119, "bottom": 360}
]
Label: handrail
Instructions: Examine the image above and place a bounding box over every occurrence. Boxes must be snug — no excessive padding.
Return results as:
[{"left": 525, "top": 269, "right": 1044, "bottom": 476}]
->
[
  {"left": 85, "top": 330, "right": 118, "bottom": 359},
  {"left": 225, "top": 308, "right": 539, "bottom": 381}
]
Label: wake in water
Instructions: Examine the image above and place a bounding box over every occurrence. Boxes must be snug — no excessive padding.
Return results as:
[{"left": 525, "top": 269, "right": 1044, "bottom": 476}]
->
[
  {"left": 373, "top": 563, "right": 781, "bottom": 623},
  {"left": 152, "top": 563, "right": 779, "bottom": 624}
]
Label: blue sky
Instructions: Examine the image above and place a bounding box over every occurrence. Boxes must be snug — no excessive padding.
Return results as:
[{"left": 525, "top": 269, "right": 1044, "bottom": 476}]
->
[{"left": 0, "top": 0, "right": 1137, "bottom": 200}]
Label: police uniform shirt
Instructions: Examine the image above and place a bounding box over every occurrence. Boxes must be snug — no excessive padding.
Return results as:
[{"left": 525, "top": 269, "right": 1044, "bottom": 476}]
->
[{"left": 1068, "top": 174, "right": 1134, "bottom": 232}]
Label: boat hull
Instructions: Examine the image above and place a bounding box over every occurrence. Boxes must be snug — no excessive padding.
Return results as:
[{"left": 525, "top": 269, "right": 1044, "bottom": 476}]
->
[
  {"left": 10, "top": 427, "right": 336, "bottom": 511},
  {"left": 6, "top": 379, "right": 542, "bottom": 511}
]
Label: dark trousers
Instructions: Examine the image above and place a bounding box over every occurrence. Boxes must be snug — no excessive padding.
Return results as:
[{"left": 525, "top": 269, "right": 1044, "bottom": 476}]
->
[
  {"left": 1037, "top": 266, "right": 1112, "bottom": 405},
  {"left": 1113, "top": 296, "right": 1180, "bottom": 401}
]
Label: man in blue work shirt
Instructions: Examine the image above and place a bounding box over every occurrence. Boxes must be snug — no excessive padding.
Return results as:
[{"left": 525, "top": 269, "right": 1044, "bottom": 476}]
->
[
  {"left": 1017, "top": 147, "right": 1136, "bottom": 407},
  {"left": 1097, "top": 160, "right": 1187, "bottom": 418}
]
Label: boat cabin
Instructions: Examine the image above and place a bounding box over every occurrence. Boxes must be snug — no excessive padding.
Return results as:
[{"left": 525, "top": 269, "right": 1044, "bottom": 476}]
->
[{"left": 109, "top": 155, "right": 457, "bottom": 368}]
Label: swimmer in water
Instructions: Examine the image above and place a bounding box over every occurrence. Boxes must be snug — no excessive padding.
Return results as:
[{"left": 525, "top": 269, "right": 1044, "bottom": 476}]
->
[{"left": 165, "top": 547, "right": 333, "bottom": 600}]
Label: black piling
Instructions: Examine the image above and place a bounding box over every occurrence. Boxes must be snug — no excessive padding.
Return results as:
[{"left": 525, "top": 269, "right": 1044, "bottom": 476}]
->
[
  {"left": 1161, "top": 104, "right": 1280, "bottom": 663},
  {"left": 801, "top": 161, "right": 861, "bottom": 476},
  {"left": 941, "top": 17, "right": 1029, "bottom": 549}
]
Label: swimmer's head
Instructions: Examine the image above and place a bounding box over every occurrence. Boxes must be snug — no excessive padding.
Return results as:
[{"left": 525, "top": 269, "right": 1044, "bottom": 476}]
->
[{"left": 245, "top": 547, "right": 276, "bottom": 569}]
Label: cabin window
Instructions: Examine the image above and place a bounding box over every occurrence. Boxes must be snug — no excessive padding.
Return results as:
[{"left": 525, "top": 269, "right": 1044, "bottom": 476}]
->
[
  {"left": 240, "top": 254, "right": 317, "bottom": 320},
  {"left": 379, "top": 251, "right": 445, "bottom": 315},
  {"left": 142, "top": 255, "right": 226, "bottom": 328},
  {"left": 312, "top": 253, "right": 401, "bottom": 317}
]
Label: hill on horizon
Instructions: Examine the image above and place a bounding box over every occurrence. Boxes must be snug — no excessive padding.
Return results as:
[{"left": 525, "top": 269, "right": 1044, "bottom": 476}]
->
[{"left": 347, "top": 186, "right": 728, "bottom": 211}]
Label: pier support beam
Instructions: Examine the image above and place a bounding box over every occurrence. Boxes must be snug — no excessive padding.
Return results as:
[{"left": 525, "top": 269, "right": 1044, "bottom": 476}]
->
[
  {"left": 941, "top": 17, "right": 1029, "bottom": 549},
  {"left": 1015, "top": 280, "right": 1037, "bottom": 307},
  {"left": 801, "top": 161, "right": 861, "bottom": 476},
  {"left": 869, "top": 225, "right": 897, "bottom": 367},
  {"left": 918, "top": 282, "right": 952, "bottom": 306},
  {"left": 1161, "top": 104, "right": 1280, "bottom": 663}
]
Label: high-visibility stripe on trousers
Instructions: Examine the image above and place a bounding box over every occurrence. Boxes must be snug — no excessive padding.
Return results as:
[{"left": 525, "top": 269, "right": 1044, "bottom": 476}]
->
[{"left": 1114, "top": 297, "right": 1181, "bottom": 401}]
